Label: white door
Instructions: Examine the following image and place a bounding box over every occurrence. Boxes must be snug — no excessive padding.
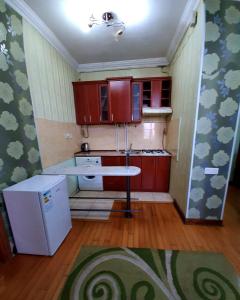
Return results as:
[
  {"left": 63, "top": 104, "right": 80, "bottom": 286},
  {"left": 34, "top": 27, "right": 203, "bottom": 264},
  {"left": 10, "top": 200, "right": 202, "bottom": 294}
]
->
[{"left": 40, "top": 179, "right": 72, "bottom": 255}]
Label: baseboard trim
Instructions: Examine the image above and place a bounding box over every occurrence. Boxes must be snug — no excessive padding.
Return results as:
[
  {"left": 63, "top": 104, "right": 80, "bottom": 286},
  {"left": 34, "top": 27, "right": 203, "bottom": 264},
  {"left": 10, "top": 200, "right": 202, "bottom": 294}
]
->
[
  {"left": 173, "top": 199, "right": 186, "bottom": 223},
  {"left": 173, "top": 199, "right": 223, "bottom": 226},
  {"left": 184, "top": 219, "right": 223, "bottom": 226}
]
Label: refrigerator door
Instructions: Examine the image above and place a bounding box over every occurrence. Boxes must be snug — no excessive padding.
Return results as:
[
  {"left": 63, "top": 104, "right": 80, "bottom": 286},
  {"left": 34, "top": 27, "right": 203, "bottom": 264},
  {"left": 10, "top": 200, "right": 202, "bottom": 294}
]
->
[
  {"left": 40, "top": 178, "right": 72, "bottom": 255},
  {"left": 3, "top": 191, "right": 49, "bottom": 255}
]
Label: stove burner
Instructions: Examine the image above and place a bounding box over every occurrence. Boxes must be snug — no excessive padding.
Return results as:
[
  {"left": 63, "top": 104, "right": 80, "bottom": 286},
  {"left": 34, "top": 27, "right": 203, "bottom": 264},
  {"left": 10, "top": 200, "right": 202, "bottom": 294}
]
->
[{"left": 142, "top": 149, "right": 169, "bottom": 156}]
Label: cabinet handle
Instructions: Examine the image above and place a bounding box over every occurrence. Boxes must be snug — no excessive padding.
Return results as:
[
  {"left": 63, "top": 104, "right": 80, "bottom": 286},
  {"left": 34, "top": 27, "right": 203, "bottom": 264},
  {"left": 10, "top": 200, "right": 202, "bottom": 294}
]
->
[
  {"left": 90, "top": 115, "right": 92, "bottom": 122},
  {"left": 132, "top": 114, "right": 133, "bottom": 121},
  {"left": 111, "top": 114, "right": 114, "bottom": 121},
  {"left": 84, "top": 115, "right": 86, "bottom": 123}
]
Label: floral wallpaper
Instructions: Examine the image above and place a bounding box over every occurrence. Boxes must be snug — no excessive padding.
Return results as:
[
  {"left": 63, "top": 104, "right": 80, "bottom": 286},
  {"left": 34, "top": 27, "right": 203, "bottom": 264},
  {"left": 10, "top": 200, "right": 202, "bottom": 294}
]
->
[
  {"left": 187, "top": 0, "right": 240, "bottom": 220},
  {"left": 0, "top": 1, "right": 42, "bottom": 239}
]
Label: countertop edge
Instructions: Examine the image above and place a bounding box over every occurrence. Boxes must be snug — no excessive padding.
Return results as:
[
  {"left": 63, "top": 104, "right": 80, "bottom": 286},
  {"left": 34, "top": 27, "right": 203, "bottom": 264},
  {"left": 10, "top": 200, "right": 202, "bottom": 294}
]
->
[{"left": 74, "top": 150, "right": 172, "bottom": 157}]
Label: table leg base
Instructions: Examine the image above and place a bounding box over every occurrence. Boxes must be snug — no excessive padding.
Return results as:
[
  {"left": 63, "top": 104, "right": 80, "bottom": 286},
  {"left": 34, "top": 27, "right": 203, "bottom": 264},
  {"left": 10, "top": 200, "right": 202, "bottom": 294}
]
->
[{"left": 125, "top": 211, "right": 132, "bottom": 218}]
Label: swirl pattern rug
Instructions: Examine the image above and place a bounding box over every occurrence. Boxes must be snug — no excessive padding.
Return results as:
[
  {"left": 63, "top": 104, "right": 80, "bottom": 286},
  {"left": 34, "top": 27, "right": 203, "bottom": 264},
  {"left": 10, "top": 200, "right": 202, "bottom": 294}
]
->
[{"left": 59, "top": 247, "right": 240, "bottom": 300}]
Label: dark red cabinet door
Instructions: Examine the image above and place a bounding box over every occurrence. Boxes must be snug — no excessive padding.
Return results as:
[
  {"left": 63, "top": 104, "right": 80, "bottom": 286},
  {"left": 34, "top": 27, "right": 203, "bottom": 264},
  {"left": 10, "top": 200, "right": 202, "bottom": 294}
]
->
[
  {"left": 132, "top": 82, "right": 142, "bottom": 123},
  {"left": 129, "top": 156, "right": 142, "bottom": 191},
  {"left": 102, "top": 155, "right": 171, "bottom": 192},
  {"left": 99, "top": 84, "right": 110, "bottom": 123},
  {"left": 102, "top": 156, "right": 126, "bottom": 191},
  {"left": 108, "top": 79, "right": 131, "bottom": 123},
  {"left": 155, "top": 157, "right": 171, "bottom": 192},
  {"left": 84, "top": 83, "right": 100, "bottom": 124},
  {"left": 151, "top": 80, "right": 161, "bottom": 108},
  {"left": 141, "top": 157, "right": 156, "bottom": 191},
  {"left": 73, "top": 83, "right": 88, "bottom": 124},
  {"left": 73, "top": 82, "right": 100, "bottom": 125}
]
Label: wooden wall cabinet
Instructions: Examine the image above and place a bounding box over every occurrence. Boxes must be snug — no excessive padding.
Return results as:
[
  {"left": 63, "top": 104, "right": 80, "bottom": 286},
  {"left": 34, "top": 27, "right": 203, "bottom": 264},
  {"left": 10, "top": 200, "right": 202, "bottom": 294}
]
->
[
  {"left": 73, "top": 76, "right": 172, "bottom": 125},
  {"left": 73, "top": 82, "right": 100, "bottom": 125},
  {"left": 108, "top": 78, "right": 132, "bottom": 123},
  {"left": 132, "top": 82, "right": 142, "bottom": 122},
  {"left": 99, "top": 84, "right": 110, "bottom": 123},
  {"left": 140, "top": 77, "right": 172, "bottom": 109}
]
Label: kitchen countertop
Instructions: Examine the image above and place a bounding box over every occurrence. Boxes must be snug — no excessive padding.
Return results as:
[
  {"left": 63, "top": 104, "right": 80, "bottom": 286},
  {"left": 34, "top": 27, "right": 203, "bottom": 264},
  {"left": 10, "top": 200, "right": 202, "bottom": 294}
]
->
[
  {"left": 74, "top": 150, "right": 172, "bottom": 157},
  {"left": 43, "top": 166, "right": 141, "bottom": 176}
]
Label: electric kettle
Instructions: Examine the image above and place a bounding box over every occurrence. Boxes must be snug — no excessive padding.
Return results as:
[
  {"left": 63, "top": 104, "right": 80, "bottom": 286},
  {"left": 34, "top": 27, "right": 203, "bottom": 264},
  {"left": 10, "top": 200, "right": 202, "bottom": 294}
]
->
[{"left": 81, "top": 143, "right": 90, "bottom": 152}]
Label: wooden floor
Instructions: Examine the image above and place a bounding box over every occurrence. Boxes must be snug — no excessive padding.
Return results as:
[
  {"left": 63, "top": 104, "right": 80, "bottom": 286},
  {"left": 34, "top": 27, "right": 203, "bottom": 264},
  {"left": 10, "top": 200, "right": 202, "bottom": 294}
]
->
[{"left": 0, "top": 186, "right": 239, "bottom": 300}]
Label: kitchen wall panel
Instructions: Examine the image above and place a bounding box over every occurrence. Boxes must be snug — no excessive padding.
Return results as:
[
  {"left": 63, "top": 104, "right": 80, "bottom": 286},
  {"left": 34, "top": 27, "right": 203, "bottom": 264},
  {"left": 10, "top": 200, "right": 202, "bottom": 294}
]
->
[
  {"left": 79, "top": 67, "right": 169, "bottom": 81},
  {"left": 23, "top": 20, "right": 80, "bottom": 168},
  {"left": 167, "top": 1, "right": 205, "bottom": 213},
  {"left": 23, "top": 20, "right": 77, "bottom": 123},
  {"left": 35, "top": 119, "right": 81, "bottom": 168}
]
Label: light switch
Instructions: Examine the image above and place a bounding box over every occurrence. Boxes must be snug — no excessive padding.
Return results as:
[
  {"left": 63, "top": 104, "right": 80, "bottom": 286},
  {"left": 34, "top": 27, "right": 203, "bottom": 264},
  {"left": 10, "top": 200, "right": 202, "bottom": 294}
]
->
[{"left": 204, "top": 167, "right": 219, "bottom": 175}]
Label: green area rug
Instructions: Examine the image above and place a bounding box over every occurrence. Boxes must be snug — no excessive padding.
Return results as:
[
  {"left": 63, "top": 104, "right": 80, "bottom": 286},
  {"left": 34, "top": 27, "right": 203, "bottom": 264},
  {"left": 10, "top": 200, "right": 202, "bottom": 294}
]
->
[{"left": 59, "top": 247, "right": 240, "bottom": 300}]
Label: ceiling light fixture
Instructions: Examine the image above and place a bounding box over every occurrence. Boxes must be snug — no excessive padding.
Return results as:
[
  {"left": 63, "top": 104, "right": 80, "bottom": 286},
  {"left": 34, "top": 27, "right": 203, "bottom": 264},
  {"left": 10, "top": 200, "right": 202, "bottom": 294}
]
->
[
  {"left": 64, "top": 0, "right": 149, "bottom": 35},
  {"left": 88, "top": 12, "right": 125, "bottom": 39}
]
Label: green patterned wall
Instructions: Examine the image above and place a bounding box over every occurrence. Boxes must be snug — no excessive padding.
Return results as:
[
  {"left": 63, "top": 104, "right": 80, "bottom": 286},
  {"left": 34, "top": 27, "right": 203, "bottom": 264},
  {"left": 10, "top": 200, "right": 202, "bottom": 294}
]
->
[
  {"left": 187, "top": 0, "right": 240, "bottom": 220},
  {"left": 0, "top": 1, "right": 42, "bottom": 238}
]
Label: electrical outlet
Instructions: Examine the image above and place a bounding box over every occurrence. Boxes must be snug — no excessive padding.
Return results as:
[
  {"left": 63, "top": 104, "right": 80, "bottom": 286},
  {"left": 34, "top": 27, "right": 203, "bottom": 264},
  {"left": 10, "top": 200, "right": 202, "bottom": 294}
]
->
[{"left": 204, "top": 168, "right": 219, "bottom": 175}]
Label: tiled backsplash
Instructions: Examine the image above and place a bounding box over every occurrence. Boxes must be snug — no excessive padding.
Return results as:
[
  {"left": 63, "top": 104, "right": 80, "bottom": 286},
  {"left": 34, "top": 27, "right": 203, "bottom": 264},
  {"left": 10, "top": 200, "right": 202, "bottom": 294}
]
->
[{"left": 81, "top": 118, "right": 167, "bottom": 150}]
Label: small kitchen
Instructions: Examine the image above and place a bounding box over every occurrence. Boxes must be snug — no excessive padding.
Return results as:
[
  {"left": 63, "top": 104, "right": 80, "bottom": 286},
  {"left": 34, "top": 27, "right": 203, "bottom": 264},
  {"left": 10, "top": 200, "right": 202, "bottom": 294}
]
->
[
  {"left": 1, "top": 0, "right": 240, "bottom": 298},
  {"left": 73, "top": 75, "right": 172, "bottom": 194},
  {"left": 42, "top": 74, "right": 175, "bottom": 220},
  {"left": 0, "top": 0, "right": 205, "bottom": 252}
]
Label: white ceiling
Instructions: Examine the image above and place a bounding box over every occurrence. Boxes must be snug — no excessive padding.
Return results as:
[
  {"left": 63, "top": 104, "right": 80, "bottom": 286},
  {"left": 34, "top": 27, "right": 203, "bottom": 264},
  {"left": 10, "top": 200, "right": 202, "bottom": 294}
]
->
[{"left": 22, "top": 0, "right": 189, "bottom": 65}]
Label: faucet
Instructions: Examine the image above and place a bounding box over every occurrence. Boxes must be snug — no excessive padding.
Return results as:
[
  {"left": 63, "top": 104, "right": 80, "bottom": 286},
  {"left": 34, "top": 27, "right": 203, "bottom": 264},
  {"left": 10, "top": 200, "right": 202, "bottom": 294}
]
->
[
  {"left": 125, "top": 143, "right": 132, "bottom": 156},
  {"left": 125, "top": 143, "right": 132, "bottom": 167}
]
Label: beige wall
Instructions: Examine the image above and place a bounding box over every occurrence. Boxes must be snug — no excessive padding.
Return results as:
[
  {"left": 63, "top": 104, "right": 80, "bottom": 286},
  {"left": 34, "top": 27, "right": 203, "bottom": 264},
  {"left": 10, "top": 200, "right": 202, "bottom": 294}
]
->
[
  {"left": 81, "top": 117, "right": 167, "bottom": 150},
  {"left": 79, "top": 67, "right": 169, "bottom": 81},
  {"left": 23, "top": 20, "right": 80, "bottom": 167},
  {"left": 35, "top": 119, "right": 80, "bottom": 167},
  {"left": 166, "top": 1, "right": 204, "bottom": 213}
]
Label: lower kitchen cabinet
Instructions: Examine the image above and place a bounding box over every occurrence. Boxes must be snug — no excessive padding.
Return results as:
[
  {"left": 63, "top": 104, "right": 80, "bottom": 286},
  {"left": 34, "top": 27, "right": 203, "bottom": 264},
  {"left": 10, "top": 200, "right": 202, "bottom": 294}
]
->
[
  {"left": 129, "top": 157, "right": 142, "bottom": 191},
  {"left": 101, "top": 155, "right": 171, "bottom": 192},
  {"left": 155, "top": 156, "right": 171, "bottom": 192},
  {"left": 141, "top": 157, "right": 156, "bottom": 191},
  {"left": 102, "top": 156, "right": 126, "bottom": 191}
]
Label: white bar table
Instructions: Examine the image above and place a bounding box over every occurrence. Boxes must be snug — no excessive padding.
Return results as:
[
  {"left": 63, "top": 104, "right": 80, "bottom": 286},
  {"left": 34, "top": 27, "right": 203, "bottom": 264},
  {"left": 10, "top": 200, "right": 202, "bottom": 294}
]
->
[{"left": 43, "top": 165, "right": 141, "bottom": 218}]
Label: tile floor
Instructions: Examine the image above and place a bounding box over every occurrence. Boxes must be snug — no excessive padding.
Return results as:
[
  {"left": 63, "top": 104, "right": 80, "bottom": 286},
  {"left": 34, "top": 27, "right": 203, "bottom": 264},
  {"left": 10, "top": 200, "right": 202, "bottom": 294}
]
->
[
  {"left": 69, "top": 191, "right": 173, "bottom": 220},
  {"left": 70, "top": 198, "right": 113, "bottom": 220},
  {"left": 73, "top": 190, "right": 173, "bottom": 202}
]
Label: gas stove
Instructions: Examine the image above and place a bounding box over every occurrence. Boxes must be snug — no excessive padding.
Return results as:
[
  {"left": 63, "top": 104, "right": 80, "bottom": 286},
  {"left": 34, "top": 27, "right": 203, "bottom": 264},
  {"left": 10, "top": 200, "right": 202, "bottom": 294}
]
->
[{"left": 141, "top": 149, "right": 170, "bottom": 156}]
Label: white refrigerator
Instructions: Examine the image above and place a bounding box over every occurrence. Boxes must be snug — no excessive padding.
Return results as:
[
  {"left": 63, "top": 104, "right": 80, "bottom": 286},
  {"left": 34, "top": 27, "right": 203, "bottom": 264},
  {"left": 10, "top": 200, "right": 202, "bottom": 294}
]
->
[{"left": 3, "top": 175, "right": 72, "bottom": 256}]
